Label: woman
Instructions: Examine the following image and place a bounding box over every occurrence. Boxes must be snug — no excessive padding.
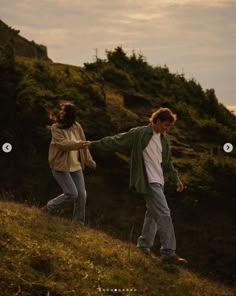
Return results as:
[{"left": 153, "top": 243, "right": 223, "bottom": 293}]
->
[{"left": 45, "top": 103, "right": 96, "bottom": 225}]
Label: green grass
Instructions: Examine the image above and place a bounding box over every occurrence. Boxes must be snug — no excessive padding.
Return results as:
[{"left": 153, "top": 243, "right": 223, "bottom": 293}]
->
[{"left": 0, "top": 200, "right": 235, "bottom": 296}]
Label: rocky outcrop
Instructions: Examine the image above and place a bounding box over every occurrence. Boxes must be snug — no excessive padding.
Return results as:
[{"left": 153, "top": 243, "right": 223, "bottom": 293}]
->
[{"left": 0, "top": 19, "right": 51, "bottom": 60}]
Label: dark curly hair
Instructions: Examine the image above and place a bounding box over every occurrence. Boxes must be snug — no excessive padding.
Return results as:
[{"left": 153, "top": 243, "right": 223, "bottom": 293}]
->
[{"left": 58, "top": 104, "right": 76, "bottom": 129}]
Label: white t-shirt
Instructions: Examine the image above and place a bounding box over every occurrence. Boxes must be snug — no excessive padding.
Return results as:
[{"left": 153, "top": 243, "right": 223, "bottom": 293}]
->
[{"left": 143, "top": 131, "right": 164, "bottom": 185}]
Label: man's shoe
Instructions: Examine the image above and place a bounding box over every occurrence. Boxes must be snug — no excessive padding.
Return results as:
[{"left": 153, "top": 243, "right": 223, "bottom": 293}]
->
[{"left": 161, "top": 255, "right": 188, "bottom": 265}]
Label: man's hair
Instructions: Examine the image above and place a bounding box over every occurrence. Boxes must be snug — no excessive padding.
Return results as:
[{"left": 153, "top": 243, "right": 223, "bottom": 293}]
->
[
  {"left": 149, "top": 107, "right": 177, "bottom": 124},
  {"left": 58, "top": 104, "right": 76, "bottom": 129}
]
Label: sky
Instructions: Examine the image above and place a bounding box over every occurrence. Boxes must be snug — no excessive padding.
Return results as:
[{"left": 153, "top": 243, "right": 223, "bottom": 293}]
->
[{"left": 1, "top": 0, "right": 236, "bottom": 112}]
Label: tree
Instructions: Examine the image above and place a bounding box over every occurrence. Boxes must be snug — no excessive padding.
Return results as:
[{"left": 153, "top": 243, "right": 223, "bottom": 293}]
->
[{"left": 106, "top": 46, "right": 129, "bottom": 70}]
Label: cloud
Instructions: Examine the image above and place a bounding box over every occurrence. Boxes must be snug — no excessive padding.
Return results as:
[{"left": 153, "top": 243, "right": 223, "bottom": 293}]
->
[
  {"left": 159, "top": 0, "right": 232, "bottom": 7},
  {"left": 16, "top": 25, "right": 69, "bottom": 44}
]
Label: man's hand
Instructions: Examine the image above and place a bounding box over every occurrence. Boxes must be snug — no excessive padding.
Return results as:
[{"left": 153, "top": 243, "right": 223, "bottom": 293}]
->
[
  {"left": 83, "top": 141, "right": 91, "bottom": 148},
  {"left": 176, "top": 181, "right": 184, "bottom": 192}
]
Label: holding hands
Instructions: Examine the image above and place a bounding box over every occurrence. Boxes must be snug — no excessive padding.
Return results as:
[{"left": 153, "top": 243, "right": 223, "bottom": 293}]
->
[{"left": 83, "top": 141, "right": 91, "bottom": 148}]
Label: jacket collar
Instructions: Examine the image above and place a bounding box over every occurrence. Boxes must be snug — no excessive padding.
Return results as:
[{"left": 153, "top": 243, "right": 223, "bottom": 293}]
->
[{"left": 147, "top": 124, "right": 167, "bottom": 139}]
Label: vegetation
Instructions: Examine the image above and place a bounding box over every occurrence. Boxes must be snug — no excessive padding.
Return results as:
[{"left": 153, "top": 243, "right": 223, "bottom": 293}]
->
[
  {"left": 4, "top": 46, "right": 234, "bottom": 208},
  {"left": 0, "top": 200, "right": 235, "bottom": 296}
]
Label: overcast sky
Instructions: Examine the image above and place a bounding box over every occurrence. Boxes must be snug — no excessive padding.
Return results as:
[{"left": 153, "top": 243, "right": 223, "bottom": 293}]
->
[{"left": 1, "top": 0, "right": 236, "bottom": 111}]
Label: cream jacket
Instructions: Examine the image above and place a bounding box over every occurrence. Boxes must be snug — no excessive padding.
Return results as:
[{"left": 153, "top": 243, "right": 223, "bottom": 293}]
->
[{"left": 48, "top": 122, "right": 96, "bottom": 171}]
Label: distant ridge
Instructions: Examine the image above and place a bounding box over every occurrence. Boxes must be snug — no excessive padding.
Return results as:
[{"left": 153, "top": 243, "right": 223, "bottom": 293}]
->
[{"left": 0, "top": 19, "right": 51, "bottom": 60}]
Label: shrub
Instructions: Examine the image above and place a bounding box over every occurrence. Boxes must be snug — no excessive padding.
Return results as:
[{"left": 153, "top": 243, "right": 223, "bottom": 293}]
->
[
  {"left": 198, "top": 118, "right": 230, "bottom": 142},
  {"left": 102, "top": 65, "right": 133, "bottom": 88}
]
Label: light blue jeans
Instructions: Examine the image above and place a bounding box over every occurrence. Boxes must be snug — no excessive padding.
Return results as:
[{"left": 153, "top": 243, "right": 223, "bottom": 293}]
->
[
  {"left": 47, "top": 169, "right": 87, "bottom": 225},
  {"left": 137, "top": 183, "right": 176, "bottom": 257}
]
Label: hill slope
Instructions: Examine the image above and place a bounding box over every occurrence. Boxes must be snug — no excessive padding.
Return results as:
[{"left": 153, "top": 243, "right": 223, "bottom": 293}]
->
[{"left": 0, "top": 200, "right": 235, "bottom": 296}]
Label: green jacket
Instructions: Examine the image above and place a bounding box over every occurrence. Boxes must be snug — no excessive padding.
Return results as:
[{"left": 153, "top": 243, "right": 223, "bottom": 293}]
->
[{"left": 91, "top": 124, "right": 180, "bottom": 194}]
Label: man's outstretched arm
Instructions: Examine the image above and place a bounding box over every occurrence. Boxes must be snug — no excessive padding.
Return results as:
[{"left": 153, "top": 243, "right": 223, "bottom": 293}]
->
[{"left": 83, "top": 127, "right": 139, "bottom": 153}]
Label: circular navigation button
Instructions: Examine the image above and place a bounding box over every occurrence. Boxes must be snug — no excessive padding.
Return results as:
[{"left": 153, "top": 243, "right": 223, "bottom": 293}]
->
[
  {"left": 223, "top": 143, "right": 233, "bottom": 153},
  {"left": 2, "top": 143, "right": 12, "bottom": 153}
]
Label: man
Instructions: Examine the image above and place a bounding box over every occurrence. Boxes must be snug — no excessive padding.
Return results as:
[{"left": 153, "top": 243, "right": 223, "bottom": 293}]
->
[{"left": 84, "top": 107, "right": 187, "bottom": 264}]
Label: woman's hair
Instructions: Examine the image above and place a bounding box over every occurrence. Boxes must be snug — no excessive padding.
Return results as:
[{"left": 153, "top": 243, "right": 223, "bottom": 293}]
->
[
  {"left": 149, "top": 107, "right": 177, "bottom": 124},
  {"left": 58, "top": 104, "right": 76, "bottom": 129}
]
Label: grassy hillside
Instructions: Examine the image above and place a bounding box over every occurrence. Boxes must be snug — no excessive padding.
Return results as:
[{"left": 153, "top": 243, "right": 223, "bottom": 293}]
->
[
  {"left": 1, "top": 30, "right": 236, "bottom": 287},
  {"left": 0, "top": 200, "right": 235, "bottom": 296}
]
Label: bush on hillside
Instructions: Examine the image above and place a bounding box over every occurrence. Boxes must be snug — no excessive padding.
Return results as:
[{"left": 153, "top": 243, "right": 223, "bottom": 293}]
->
[
  {"left": 182, "top": 156, "right": 236, "bottom": 209},
  {"left": 198, "top": 118, "right": 230, "bottom": 142}
]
